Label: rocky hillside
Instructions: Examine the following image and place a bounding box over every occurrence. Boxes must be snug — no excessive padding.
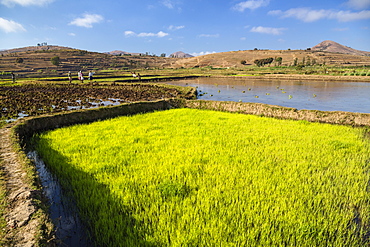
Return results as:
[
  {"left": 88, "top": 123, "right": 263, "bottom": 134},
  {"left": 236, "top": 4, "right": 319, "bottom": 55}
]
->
[
  {"left": 312, "top": 40, "right": 370, "bottom": 56},
  {"left": 0, "top": 47, "right": 179, "bottom": 77},
  {"left": 169, "top": 51, "right": 193, "bottom": 58},
  {"left": 105, "top": 50, "right": 143, "bottom": 56},
  {"left": 0, "top": 45, "right": 74, "bottom": 55},
  {"left": 171, "top": 48, "right": 370, "bottom": 68}
]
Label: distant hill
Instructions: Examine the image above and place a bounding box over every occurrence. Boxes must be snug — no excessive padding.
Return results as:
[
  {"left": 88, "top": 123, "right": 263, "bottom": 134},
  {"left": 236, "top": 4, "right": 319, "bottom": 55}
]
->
[
  {"left": 0, "top": 45, "right": 74, "bottom": 55},
  {"left": 169, "top": 51, "right": 193, "bottom": 58},
  {"left": 105, "top": 50, "right": 143, "bottom": 56},
  {"left": 171, "top": 48, "right": 370, "bottom": 68},
  {"left": 0, "top": 46, "right": 179, "bottom": 76},
  {"left": 312, "top": 40, "right": 370, "bottom": 56}
]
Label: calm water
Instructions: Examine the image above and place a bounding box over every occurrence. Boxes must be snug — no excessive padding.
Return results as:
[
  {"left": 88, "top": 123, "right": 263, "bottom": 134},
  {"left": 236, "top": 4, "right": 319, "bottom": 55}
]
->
[
  {"left": 167, "top": 77, "right": 370, "bottom": 113},
  {"left": 28, "top": 151, "right": 93, "bottom": 246}
]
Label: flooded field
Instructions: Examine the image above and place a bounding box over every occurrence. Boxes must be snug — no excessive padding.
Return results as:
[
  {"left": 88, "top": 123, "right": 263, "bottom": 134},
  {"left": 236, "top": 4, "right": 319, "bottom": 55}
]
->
[
  {"left": 0, "top": 83, "right": 188, "bottom": 121},
  {"left": 167, "top": 77, "right": 370, "bottom": 113}
]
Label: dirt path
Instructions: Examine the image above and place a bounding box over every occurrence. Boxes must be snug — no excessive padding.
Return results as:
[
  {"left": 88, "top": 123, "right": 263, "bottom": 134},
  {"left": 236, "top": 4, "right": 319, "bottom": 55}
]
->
[{"left": 0, "top": 125, "right": 54, "bottom": 246}]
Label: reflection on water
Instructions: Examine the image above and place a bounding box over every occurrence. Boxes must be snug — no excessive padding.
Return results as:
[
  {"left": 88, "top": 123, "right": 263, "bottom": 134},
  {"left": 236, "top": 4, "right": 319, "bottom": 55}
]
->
[
  {"left": 167, "top": 77, "right": 370, "bottom": 113},
  {"left": 27, "top": 151, "right": 93, "bottom": 246}
]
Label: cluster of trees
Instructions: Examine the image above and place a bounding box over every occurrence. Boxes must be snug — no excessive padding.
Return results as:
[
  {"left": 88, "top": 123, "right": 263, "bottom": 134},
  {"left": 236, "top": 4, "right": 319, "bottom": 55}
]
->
[
  {"left": 241, "top": 57, "right": 283, "bottom": 67},
  {"left": 254, "top": 57, "right": 274, "bottom": 67},
  {"left": 293, "top": 57, "right": 317, "bottom": 67}
]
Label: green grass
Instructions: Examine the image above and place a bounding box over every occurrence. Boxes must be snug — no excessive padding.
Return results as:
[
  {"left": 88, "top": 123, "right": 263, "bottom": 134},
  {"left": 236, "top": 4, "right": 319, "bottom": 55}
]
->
[{"left": 34, "top": 109, "right": 370, "bottom": 246}]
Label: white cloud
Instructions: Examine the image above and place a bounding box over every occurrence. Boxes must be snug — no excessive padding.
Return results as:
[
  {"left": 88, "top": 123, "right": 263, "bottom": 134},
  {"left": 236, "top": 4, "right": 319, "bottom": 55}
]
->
[
  {"left": 168, "top": 25, "right": 185, "bottom": 31},
  {"left": 68, "top": 33, "right": 76, "bottom": 36},
  {"left": 346, "top": 0, "right": 370, "bottom": 9},
  {"left": 269, "top": 8, "right": 328, "bottom": 22},
  {"left": 269, "top": 8, "right": 370, "bottom": 22},
  {"left": 124, "top": 31, "right": 136, "bottom": 36},
  {"left": 162, "top": 0, "right": 174, "bottom": 9},
  {"left": 0, "top": 17, "right": 26, "bottom": 33},
  {"left": 1, "top": 0, "right": 53, "bottom": 7},
  {"left": 161, "top": 0, "right": 182, "bottom": 10},
  {"left": 69, "top": 14, "right": 104, "bottom": 28},
  {"left": 250, "top": 26, "right": 286, "bottom": 35},
  {"left": 138, "top": 31, "right": 169, "bottom": 37},
  {"left": 198, "top": 34, "right": 220, "bottom": 38},
  {"left": 232, "top": 0, "right": 270, "bottom": 12},
  {"left": 333, "top": 10, "right": 370, "bottom": 22},
  {"left": 125, "top": 30, "right": 169, "bottom": 38},
  {"left": 190, "top": 51, "right": 216, "bottom": 57}
]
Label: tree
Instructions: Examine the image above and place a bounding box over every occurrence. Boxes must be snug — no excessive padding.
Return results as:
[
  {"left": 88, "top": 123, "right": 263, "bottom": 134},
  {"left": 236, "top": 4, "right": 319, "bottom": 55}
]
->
[
  {"left": 51, "top": 56, "right": 60, "bottom": 66},
  {"left": 306, "top": 56, "right": 311, "bottom": 66},
  {"left": 293, "top": 58, "right": 298, "bottom": 66},
  {"left": 160, "top": 53, "right": 166, "bottom": 57},
  {"left": 15, "top": 57, "right": 24, "bottom": 63},
  {"left": 275, "top": 57, "right": 283, "bottom": 66},
  {"left": 240, "top": 60, "right": 247, "bottom": 65}
]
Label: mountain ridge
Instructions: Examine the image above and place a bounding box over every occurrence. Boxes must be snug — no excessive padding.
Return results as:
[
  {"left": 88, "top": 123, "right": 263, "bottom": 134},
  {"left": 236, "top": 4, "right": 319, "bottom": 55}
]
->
[
  {"left": 169, "top": 51, "right": 193, "bottom": 58},
  {"left": 311, "top": 40, "right": 370, "bottom": 56}
]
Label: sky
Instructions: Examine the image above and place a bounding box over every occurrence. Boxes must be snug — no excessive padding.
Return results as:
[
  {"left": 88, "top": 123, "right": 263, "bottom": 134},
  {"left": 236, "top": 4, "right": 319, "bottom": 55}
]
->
[{"left": 0, "top": 0, "right": 370, "bottom": 56}]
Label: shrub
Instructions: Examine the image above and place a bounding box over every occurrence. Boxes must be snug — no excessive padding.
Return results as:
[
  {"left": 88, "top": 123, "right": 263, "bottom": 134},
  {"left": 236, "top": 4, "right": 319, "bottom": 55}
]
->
[
  {"left": 15, "top": 57, "right": 24, "bottom": 63},
  {"left": 50, "top": 56, "right": 60, "bottom": 66}
]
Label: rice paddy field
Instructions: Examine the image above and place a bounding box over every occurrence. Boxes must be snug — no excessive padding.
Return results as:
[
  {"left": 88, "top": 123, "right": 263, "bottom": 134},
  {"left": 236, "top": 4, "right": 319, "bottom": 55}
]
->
[{"left": 34, "top": 108, "right": 370, "bottom": 246}]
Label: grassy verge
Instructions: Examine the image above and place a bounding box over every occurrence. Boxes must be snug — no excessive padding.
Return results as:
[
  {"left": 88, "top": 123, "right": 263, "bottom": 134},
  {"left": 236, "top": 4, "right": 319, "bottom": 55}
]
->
[{"left": 34, "top": 108, "right": 370, "bottom": 246}]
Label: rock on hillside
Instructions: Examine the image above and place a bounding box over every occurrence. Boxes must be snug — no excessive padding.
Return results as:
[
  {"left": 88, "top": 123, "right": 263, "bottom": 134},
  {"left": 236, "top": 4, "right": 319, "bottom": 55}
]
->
[
  {"left": 312, "top": 40, "right": 370, "bottom": 56},
  {"left": 169, "top": 51, "right": 193, "bottom": 58}
]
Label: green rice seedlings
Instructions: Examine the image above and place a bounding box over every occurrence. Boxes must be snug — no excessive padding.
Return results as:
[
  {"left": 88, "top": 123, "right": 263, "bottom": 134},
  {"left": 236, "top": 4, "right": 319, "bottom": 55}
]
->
[{"left": 34, "top": 109, "right": 370, "bottom": 246}]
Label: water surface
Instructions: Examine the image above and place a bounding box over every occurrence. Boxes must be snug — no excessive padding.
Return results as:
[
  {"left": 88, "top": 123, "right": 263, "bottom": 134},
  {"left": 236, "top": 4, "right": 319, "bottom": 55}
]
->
[
  {"left": 167, "top": 77, "right": 370, "bottom": 113},
  {"left": 28, "top": 151, "right": 92, "bottom": 246}
]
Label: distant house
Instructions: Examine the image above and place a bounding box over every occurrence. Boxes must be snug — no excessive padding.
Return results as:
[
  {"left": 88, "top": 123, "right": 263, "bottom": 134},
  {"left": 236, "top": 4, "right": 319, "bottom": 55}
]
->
[{"left": 37, "top": 42, "right": 48, "bottom": 47}]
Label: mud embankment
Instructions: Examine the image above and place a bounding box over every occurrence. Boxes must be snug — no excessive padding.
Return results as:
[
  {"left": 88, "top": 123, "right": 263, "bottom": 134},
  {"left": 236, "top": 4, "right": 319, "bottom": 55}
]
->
[
  {"left": 1, "top": 98, "right": 369, "bottom": 246},
  {"left": 184, "top": 100, "right": 370, "bottom": 126}
]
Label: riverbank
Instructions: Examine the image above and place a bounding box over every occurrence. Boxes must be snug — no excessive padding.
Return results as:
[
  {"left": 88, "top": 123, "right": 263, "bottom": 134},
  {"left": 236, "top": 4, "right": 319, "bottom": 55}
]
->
[{"left": 227, "top": 73, "right": 370, "bottom": 82}]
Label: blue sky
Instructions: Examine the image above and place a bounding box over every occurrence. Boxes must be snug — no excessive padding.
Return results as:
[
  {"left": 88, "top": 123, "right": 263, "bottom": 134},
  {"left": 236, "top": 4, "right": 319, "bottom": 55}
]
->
[{"left": 1, "top": 0, "right": 369, "bottom": 56}]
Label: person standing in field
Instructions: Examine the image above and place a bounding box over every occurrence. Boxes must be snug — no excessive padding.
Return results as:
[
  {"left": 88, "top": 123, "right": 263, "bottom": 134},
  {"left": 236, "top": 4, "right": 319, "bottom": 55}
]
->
[
  {"left": 68, "top": 71, "right": 72, "bottom": 83},
  {"left": 11, "top": 72, "right": 15, "bottom": 83},
  {"left": 78, "top": 71, "right": 84, "bottom": 83},
  {"left": 88, "top": 71, "right": 94, "bottom": 82}
]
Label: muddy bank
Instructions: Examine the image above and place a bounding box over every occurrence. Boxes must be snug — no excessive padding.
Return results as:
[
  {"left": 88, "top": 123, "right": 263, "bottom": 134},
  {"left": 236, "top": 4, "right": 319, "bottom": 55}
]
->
[
  {"left": 223, "top": 74, "right": 370, "bottom": 82},
  {"left": 0, "top": 125, "right": 55, "bottom": 246},
  {"left": 184, "top": 100, "right": 370, "bottom": 126}
]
